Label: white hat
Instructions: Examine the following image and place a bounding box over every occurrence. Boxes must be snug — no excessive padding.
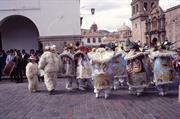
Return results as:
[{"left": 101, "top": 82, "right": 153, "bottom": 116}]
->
[
  {"left": 45, "top": 45, "right": 50, "bottom": 50},
  {"left": 29, "top": 55, "right": 36, "bottom": 60},
  {"left": 50, "top": 45, "right": 56, "bottom": 50}
]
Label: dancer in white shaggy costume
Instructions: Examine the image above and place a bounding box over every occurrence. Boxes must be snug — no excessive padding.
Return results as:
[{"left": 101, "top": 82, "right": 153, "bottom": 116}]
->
[
  {"left": 38, "top": 45, "right": 60, "bottom": 95},
  {"left": 26, "top": 56, "right": 39, "bottom": 93}
]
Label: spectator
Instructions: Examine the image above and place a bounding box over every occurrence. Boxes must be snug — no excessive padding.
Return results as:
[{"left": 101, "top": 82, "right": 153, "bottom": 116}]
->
[
  {"left": 6, "top": 49, "right": 15, "bottom": 81},
  {"left": 0, "top": 50, "right": 3, "bottom": 81},
  {"left": 30, "top": 49, "right": 35, "bottom": 56},
  {"left": 22, "top": 49, "right": 30, "bottom": 76},
  {"left": 13, "top": 50, "right": 23, "bottom": 83}
]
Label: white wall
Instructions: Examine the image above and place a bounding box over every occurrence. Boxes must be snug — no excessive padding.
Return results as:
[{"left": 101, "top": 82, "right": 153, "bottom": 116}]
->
[{"left": 0, "top": 0, "right": 81, "bottom": 37}]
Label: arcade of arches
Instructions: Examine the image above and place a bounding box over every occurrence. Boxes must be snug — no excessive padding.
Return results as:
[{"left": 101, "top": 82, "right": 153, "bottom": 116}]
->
[{"left": 0, "top": 15, "right": 42, "bottom": 52}]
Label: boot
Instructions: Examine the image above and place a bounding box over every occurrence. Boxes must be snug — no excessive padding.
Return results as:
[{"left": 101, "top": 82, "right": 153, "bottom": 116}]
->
[
  {"left": 159, "top": 91, "right": 165, "bottom": 96},
  {"left": 49, "top": 89, "right": 56, "bottom": 95},
  {"left": 105, "top": 93, "right": 109, "bottom": 99},
  {"left": 66, "top": 83, "right": 73, "bottom": 90},
  {"left": 95, "top": 93, "right": 99, "bottom": 99},
  {"left": 79, "top": 86, "right": 85, "bottom": 91}
]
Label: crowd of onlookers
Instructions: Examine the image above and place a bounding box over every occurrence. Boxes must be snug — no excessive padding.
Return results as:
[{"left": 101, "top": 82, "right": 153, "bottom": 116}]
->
[{"left": 0, "top": 49, "right": 43, "bottom": 83}]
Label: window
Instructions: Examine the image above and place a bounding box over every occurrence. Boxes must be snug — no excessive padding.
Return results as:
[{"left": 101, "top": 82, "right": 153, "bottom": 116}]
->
[
  {"left": 98, "top": 38, "right": 101, "bottom": 43},
  {"left": 93, "top": 38, "right": 96, "bottom": 43},
  {"left": 87, "top": 38, "right": 90, "bottom": 43},
  {"left": 151, "top": 2, "right": 155, "bottom": 7},
  {"left": 136, "top": 4, "right": 139, "bottom": 12},
  {"left": 135, "top": 23, "right": 137, "bottom": 28},
  {"left": 144, "top": 2, "right": 148, "bottom": 11},
  {"left": 133, "top": 6, "right": 136, "bottom": 14},
  {"left": 81, "top": 42, "right": 84, "bottom": 45}
]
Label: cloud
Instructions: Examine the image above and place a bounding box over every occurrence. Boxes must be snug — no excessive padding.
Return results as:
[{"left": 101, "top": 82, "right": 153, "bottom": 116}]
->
[
  {"left": 83, "top": 2, "right": 120, "bottom": 12},
  {"left": 81, "top": 0, "right": 180, "bottom": 31},
  {"left": 160, "top": 0, "right": 180, "bottom": 10},
  {"left": 81, "top": 0, "right": 131, "bottom": 13}
]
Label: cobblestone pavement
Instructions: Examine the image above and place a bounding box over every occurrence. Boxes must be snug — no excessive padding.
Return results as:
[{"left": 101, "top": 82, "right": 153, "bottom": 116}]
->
[{"left": 0, "top": 78, "right": 180, "bottom": 119}]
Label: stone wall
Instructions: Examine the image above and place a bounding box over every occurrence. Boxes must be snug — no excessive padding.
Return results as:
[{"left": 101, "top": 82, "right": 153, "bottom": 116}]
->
[
  {"left": 165, "top": 5, "right": 180, "bottom": 48},
  {"left": 40, "top": 35, "right": 81, "bottom": 53},
  {"left": 132, "top": 18, "right": 146, "bottom": 44}
]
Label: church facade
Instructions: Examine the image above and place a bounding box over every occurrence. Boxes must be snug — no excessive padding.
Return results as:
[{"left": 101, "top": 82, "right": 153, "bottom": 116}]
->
[
  {"left": 131, "top": 0, "right": 180, "bottom": 48},
  {"left": 0, "top": 0, "right": 81, "bottom": 52}
]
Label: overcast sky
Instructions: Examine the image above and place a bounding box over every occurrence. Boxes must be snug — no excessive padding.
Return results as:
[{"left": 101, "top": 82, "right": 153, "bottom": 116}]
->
[{"left": 80, "top": 0, "right": 180, "bottom": 31}]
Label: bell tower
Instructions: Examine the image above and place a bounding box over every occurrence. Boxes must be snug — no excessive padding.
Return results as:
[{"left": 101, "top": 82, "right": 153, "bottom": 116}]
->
[{"left": 131, "top": 0, "right": 159, "bottom": 44}]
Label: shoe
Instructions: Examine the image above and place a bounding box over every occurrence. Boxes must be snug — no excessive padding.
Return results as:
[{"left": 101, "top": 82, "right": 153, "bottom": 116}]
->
[
  {"left": 79, "top": 87, "right": 85, "bottom": 91},
  {"left": 95, "top": 93, "right": 99, "bottom": 99},
  {"left": 105, "top": 93, "right": 109, "bottom": 99},
  {"left": 136, "top": 92, "right": 141, "bottom": 96},
  {"left": 66, "top": 87, "right": 73, "bottom": 90},
  {"left": 49, "top": 89, "right": 56, "bottom": 95},
  {"left": 159, "top": 92, "right": 165, "bottom": 96},
  {"left": 114, "top": 86, "right": 119, "bottom": 90},
  {"left": 66, "top": 84, "right": 73, "bottom": 90},
  {"left": 35, "top": 90, "right": 40, "bottom": 92},
  {"left": 94, "top": 89, "right": 97, "bottom": 93}
]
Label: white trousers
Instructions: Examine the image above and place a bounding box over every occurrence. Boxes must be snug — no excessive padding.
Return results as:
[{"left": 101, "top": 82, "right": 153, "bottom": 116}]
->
[
  {"left": 44, "top": 72, "right": 57, "bottom": 91},
  {"left": 27, "top": 75, "right": 38, "bottom": 92}
]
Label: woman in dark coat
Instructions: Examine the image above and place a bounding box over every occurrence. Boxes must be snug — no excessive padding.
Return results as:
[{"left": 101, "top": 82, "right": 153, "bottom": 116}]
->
[{"left": 13, "top": 50, "right": 23, "bottom": 83}]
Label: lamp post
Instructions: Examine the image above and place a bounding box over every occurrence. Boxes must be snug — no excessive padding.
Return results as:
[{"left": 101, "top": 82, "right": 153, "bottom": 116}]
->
[
  {"left": 80, "top": 7, "right": 95, "bottom": 26},
  {"left": 91, "top": 8, "right": 95, "bottom": 15},
  {"left": 80, "top": 7, "right": 95, "bottom": 45}
]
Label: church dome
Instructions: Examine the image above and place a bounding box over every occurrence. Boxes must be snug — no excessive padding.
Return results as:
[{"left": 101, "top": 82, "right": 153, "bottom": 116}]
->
[
  {"left": 118, "top": 23, "right": 131, "bottom": 31},
  {"left": 90, "top": 22, "right": 98, "bottom": 32}
]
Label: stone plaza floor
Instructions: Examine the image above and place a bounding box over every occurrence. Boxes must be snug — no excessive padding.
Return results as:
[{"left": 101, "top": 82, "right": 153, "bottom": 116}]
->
[{"left": 0, "top": 78, "right": 180, "bottom": 119}]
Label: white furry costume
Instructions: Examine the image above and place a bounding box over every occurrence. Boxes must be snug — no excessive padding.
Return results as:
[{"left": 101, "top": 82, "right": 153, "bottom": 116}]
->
[
  {"left": 26, "top": 62, "right": 39, "bottom": 92},
  {"left": 38, "top": 51, "right": 60, "bottom": 91}
]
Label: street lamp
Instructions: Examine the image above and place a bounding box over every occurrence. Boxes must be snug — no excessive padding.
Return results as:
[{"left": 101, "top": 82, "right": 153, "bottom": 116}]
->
[
  {"left": 80, "top": 7, "right": 95, "bottom": 26},
  {"left": 91, "top": 8, "right": 95, "bottom": 15}
]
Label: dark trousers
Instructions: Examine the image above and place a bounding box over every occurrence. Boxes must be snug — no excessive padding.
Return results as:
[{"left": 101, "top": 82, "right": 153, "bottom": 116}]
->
[
  {"left": 14, "top": 68, "right": 23, "bottom": 83},
  {"left": 0, "top": 69, "right": 2, "bottom": 81},
  {"left": 10, "top": 69, "right": 15, "bottom": 81},
  {"left": 22, "top": 63, "right": 27, "bottom": 76},
  {"left": 38, "top": 76, "right": 44, "bottom": 82}
]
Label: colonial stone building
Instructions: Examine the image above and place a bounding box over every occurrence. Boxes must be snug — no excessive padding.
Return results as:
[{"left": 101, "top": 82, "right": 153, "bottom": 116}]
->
[
  {"left": 0, "top": 0, "right": 81, "bottom": 52},
  {"left": 131, "top": 0, "right": 180, "bottom": 48},
  {"left": 165, "top": 5, "right": 180, "bottom": 48},
  {"left": 81, "top": 23, "right": 104, "bottom": 47},
  {"left": 117, "top": 23, "right": 132, "bottom": 40},
  {"left": 103, "top": 23, "right": 132, "bottom": 44},
  {"left": 82, "top": 23, "right": 132, "bottom": 46}
]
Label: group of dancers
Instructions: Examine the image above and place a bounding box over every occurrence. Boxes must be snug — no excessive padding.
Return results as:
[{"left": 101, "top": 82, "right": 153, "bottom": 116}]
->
[{"left": 26, "top": 39, "right": 180, "bottom": 99}]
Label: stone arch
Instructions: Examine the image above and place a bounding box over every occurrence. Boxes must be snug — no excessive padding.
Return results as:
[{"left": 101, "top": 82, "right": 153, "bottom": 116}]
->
[
  {"left": 0, "top": 15, "right": 40, "bottom": 52},
  {"left": 151, "top": 37, "right": 158, "bottom": 47}
]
